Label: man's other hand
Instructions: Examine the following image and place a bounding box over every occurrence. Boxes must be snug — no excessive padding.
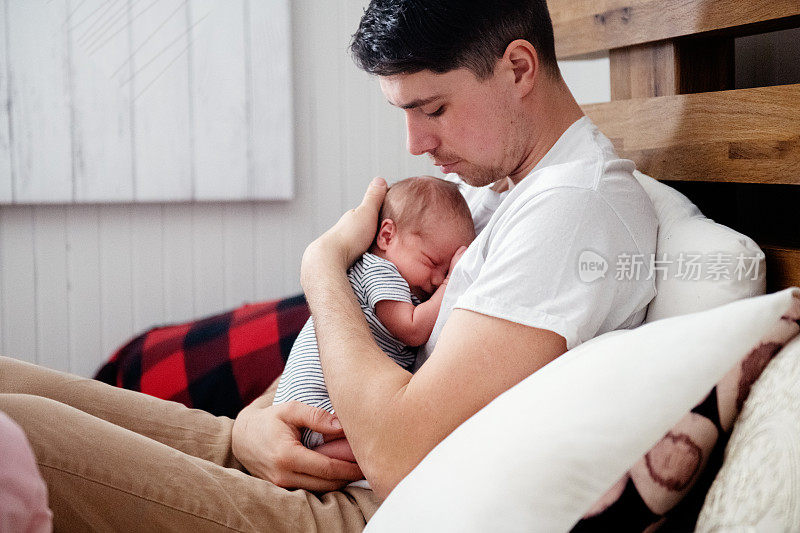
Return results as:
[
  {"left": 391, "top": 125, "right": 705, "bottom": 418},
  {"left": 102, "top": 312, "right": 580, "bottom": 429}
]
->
[{"left": 232, "top": 401, "right": 364, "bottom": 492}]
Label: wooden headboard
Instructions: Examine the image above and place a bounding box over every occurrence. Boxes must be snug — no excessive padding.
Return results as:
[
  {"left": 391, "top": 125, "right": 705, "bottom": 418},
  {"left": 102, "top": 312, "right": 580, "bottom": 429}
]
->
[{"left": 548, "top": 0, "right": 800, "bottom": 292}]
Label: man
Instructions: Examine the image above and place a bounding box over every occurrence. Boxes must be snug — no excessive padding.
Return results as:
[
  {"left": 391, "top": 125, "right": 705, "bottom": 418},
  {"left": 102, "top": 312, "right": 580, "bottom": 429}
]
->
[
  {"left": 237, "top": 0, "right": 656, "bottom": 511},
  {"left": 0, "top": 0, "right": 656, "bottom": 530}
]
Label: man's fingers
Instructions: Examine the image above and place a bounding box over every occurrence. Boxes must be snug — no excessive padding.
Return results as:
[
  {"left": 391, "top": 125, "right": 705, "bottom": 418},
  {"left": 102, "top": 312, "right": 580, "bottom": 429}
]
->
[
  {"left": 280, "top": 402, "right": 344, "bottom": 436},
  {"left": 290, "top": 444, "right": 364, "bottom": 481},
  {"left": 360, "top": 176, "right": 388, "bottom": 211}
]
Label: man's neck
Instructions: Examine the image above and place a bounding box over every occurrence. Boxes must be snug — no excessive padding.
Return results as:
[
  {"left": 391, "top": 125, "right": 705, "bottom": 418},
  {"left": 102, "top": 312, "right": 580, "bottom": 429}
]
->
[{"left": 507, "top": 77, "right": 585, "bottom": 185}]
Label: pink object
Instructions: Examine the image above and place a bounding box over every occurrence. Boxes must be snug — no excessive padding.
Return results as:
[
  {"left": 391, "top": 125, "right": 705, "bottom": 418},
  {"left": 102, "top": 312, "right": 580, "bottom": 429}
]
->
[{"left": 0, "top": 411, "right": 52, "bottom": 533}]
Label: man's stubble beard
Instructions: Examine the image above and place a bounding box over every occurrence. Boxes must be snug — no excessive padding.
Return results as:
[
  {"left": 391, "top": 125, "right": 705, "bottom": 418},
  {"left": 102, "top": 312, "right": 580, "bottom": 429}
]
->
[
  {"left": 454, "top": 164, "right": 507, "bottom": 188},
  {"left": 449, "top": 141, "right": 522, "bottom": 188}
]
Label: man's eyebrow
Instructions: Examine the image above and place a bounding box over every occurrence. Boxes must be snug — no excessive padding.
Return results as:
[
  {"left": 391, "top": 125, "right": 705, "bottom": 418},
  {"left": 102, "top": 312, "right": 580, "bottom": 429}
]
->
[{"left": 390, "top": 95, "right": 442, "bottom": 109}]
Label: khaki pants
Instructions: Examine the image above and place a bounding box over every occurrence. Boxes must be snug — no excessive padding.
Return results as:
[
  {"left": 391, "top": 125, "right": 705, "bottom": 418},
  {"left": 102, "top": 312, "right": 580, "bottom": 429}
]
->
[{"left": 0, "top": 356, "right": 382, "bottom": 532}]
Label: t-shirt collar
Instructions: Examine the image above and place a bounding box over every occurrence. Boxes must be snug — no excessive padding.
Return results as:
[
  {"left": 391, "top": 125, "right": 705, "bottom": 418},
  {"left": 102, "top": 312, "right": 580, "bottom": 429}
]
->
[{"left": 528, "top": 116, "right": 593, "bottom": 176}]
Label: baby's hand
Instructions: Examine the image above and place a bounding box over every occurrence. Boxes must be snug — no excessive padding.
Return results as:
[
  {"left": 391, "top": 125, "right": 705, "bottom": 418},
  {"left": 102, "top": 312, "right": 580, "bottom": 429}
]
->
[
  {"left": 445, "top": 246, "right": 469, "bottom": 283},
  {"left": 313, "top": 437, "right": 358, "bottom": 463}
]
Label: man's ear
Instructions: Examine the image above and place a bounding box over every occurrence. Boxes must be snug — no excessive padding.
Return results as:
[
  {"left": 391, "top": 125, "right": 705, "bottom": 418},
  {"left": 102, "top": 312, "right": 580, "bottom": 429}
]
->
[
  {"left": 375, "top": 219, "right": 396, "bottom": 251},
  {"left": 503, "top": 39, "right": 539, "bottom": 97}
]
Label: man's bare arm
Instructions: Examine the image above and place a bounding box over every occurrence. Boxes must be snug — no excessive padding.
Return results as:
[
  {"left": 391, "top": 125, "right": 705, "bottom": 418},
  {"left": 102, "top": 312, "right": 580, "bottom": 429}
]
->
[{"left": 303, "top": 245, "right": 566, "bottom": 498}]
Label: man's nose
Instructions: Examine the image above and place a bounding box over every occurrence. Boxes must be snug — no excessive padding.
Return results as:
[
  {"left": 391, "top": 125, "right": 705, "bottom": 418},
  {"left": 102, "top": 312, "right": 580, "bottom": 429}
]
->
[{"left": 405, "top": 113, "right": 438, "bottom": 156}]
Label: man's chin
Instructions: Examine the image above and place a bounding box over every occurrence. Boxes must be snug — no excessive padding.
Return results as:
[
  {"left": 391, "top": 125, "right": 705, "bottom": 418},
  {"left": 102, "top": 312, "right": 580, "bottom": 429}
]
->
[{"left": 453, "top": 170, "right": 502, "bottom": 188}]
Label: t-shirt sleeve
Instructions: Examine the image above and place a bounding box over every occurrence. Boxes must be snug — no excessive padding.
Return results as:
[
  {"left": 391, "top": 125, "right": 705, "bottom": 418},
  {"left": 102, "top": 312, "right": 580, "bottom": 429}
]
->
[
  {"left": 454, "top": 187, "right": 652, "bottom": 350},
  {"left": 362, "top": 258, "right": 414, "bottom": 309}
]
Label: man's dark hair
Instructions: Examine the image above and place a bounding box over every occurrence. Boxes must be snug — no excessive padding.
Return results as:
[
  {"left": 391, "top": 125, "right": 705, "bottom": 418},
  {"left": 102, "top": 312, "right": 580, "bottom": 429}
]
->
[{"left": 350, "top": 0, "right": 559, "bottom": 80}]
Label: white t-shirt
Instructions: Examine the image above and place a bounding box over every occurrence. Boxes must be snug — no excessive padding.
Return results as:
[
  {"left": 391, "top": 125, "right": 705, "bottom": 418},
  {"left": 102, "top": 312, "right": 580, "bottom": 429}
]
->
[{"left": 415, "top": 116, "right": 658, "bottom": 370}]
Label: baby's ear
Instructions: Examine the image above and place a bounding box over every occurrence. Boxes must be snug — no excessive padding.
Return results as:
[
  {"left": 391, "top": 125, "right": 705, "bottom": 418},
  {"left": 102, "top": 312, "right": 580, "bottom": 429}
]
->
[{"left": 375, "top": 219, "right": 396, "bottom": 251}]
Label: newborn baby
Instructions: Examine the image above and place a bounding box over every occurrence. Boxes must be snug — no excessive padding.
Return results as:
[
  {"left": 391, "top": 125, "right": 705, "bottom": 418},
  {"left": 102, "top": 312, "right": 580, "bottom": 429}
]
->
[{"left": 273, "top": 175, "right": 475, "bottom": 461}]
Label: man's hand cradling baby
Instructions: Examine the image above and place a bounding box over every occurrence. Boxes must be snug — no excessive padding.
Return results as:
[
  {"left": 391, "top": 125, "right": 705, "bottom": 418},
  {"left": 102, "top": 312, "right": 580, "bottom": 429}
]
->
[{"left": 302, "top": 177, "right": 388, "bottom": 285}]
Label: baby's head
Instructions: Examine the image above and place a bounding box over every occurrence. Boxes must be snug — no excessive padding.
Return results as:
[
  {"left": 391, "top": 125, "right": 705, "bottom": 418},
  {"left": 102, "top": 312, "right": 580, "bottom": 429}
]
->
[{"left": 372, "top": 176, "right": 475, "bottom": 298}]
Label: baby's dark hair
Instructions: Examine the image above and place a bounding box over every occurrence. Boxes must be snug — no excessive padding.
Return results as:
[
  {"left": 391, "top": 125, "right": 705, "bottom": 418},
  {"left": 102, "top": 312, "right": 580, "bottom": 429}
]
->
[{"left": 379, "top": 176, "right": 474, "bottom": 238}]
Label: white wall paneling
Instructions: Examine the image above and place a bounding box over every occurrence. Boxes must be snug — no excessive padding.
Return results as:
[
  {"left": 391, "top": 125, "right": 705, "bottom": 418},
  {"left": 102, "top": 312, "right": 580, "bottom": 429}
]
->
[
  {"left": 0, "top": 0, "right": 11, "bottom": 202},
  {"left": 1, "top": 0, "right": 293, "bottom": 203},
  {"left": 341, "top": 0, "right": 376, "bottom": 208},
  {"left": 222, "top": 202, "right": 256, "bottom": 308},
  {"left": 558, "top": 52, "right": 611, "bottom": 105},
  {"left": 66, "top": 206, "right": 103, "bottom": 377},
  {"left": 33, "top": 207, "right": 70, "bottom": 371},
  {"left": 0, "top": 207, "right": 37, "bottom": 363},
  {"left": 309, "top": 2, "right": 345, "bottom": 232},
  {"left": 190, "top": 0, "right": 248, "bottom": 200},
  {"left": 130, "top": 204, "right": 165, "bottom": 332},
  {"left": 6, "top": 0, "right": 73, "bottom": 202},
  {"left": 276, "top": 0, "right": 316, "bottom": 300},
  {"left": 253, "top": 203, "right": 289, "bottom": 301},
  {"left": 248, "top": 0, "right": 294, "bottom": 200},
  {"left": 190, "top": 203, "right": 225, "bottom": 317},
  {"left": 162, "top": 204, "right": 195, "bottom": 322},
  {"left": 132, "top": 0, "right": 193, "bottom": 201},
  {"left": 70, "top": 0, "right": 134, "bottom": 201},
  {"left": 98, "top": 205, "right": 134, "bottom": 362}
]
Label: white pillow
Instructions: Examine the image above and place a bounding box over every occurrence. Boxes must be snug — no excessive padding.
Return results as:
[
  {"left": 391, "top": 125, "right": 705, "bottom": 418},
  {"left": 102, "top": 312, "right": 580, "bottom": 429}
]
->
[
  {"left": 365, "top": 288, "right": 800, "bottom": 533},
  {"left": 632, "top": 171, "right": 766, "bottom": 322},
  {"left": 696, "top": 335, "right": 800, "bottom": 531}
]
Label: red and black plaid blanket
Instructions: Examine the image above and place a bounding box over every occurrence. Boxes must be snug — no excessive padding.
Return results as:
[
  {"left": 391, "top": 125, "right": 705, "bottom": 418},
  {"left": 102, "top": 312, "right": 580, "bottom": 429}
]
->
[{"left": 95, "top": 295, "right": 309, "bottom": 418}]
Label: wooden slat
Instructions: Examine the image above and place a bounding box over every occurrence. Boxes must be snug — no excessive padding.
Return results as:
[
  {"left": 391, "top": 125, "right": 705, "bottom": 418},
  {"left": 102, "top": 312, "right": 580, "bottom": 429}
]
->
[
  {"left": 609, "top": 41, "right": 679, "bottom": 99},
  {"left": 548, "top": 0, "right": 800, "bottom": 58},
  {"left": 583, "top": 84, "right": 800, "bottom": 184},
  {"left": 609, "top": 37, "right": 734, "bottom": 100},
  {"left": 762, "top": 246, "right": 800, "bottom": 293}
]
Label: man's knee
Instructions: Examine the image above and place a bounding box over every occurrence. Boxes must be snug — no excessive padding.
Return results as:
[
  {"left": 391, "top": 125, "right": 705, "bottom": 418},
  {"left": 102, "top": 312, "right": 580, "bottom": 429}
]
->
[{"left": 0, "top": 392, "right": 59, "bottom": 427}]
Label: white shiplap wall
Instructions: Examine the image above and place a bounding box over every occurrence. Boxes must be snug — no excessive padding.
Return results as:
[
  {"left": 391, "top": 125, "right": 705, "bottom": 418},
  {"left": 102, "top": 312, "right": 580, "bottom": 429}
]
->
[
  {"left": 0, "top": 0, "right": 436, "bottom": 376},
  {"left": 0, "top": 0, "right": 293, "bottom": 203}
]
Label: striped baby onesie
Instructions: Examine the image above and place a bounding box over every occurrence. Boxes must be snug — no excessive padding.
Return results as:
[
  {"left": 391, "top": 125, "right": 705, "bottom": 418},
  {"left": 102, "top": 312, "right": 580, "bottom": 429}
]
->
[{"left": 273, "top": 252, "right": 420, "bottom": 448}]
